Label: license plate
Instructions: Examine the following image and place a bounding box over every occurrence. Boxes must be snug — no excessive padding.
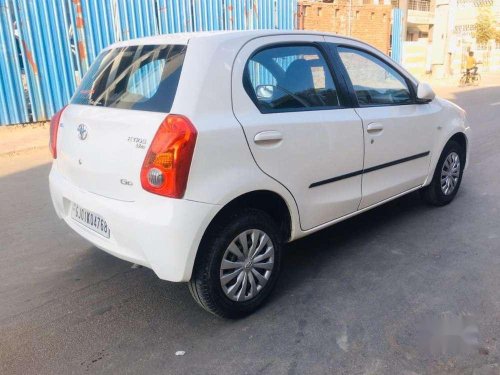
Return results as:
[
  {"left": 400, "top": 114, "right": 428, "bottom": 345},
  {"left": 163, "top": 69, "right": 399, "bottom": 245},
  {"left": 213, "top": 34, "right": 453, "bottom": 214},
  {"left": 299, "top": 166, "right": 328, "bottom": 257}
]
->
[{"left": 71, "top": 203, "right": 110, "bottom": 238}]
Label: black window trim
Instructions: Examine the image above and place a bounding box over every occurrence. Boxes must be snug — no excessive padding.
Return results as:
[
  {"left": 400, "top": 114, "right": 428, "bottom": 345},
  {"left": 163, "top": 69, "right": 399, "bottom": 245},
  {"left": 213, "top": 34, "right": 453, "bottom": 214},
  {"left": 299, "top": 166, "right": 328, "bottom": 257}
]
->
[
  {"left": 242, "top": 42, "right": 353, "bottom": 114},
  {"left": 328, "top": 44, "right": 425, "bottom": 108}
]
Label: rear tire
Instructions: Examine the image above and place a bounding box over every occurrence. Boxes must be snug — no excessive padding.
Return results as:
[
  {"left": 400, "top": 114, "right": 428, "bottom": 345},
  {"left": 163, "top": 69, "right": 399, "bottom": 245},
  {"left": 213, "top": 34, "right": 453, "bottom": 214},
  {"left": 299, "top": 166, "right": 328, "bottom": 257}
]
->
[
  {"left": 421, "top": 140, "right": 465, "bottom": 206},
  {"left": 189, "top": 208, "right": 282, "bottom": 318}
]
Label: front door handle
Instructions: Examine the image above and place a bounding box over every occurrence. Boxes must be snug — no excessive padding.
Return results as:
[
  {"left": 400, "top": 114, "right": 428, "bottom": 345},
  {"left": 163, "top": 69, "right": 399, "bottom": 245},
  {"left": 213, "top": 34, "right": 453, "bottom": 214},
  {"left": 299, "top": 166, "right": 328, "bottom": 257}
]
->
[
  {"left": 254, "top": 131, "right": 283, "bottom": 144},
  {"left": 366, "top": 122, "right": 384, "bottom": 134}
]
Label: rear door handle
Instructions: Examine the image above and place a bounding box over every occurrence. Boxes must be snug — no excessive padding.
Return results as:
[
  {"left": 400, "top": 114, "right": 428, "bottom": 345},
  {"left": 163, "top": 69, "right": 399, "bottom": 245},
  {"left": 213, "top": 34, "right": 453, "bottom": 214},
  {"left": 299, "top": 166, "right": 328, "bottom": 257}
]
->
[
  {"left": 366, "top": 122, "right": 384, "bottom": 134},
  {"left": 254, "top": 131, "right": 283, "bottom": 144}
]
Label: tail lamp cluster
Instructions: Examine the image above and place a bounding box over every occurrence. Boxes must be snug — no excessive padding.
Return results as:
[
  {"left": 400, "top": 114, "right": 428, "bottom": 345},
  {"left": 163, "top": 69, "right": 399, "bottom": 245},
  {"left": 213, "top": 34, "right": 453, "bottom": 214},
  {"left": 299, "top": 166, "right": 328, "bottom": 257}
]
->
[
  {"left": 49, "top": 108, "right": 197, "bottom": 200},
  {"left": 140, "top": 114, "right": 197, "bottom": 199},
  {"left": 49, "top": 106, "right": 66, "bottom": 159}
]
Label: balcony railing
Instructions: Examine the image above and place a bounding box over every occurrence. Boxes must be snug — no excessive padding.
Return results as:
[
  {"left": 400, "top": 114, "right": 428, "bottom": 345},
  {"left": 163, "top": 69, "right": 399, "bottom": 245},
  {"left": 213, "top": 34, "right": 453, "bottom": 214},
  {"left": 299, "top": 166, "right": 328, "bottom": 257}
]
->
[{"left": 408, "top": 0, "right": 431, "bottom": 12}]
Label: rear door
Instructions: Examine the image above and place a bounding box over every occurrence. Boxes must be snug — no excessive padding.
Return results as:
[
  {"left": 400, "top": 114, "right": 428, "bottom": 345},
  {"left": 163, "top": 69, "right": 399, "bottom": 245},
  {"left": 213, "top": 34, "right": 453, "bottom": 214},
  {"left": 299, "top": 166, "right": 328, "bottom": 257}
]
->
[
  {"left": 57, "top": 44, "right": 186, "bottom": 202},
  {"left": 232, "top": 35, "right": 364, "bottom": 231},
  {"left": 327, "top": 41, "right": 439, "bottom": 209}
]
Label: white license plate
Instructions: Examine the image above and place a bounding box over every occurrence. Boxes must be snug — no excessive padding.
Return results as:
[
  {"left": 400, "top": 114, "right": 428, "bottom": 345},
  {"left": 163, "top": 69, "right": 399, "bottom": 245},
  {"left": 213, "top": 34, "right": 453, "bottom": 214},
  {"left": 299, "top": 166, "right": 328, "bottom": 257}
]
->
[{"left": 71, "top": 203, "right": 110, "bottom": 238}]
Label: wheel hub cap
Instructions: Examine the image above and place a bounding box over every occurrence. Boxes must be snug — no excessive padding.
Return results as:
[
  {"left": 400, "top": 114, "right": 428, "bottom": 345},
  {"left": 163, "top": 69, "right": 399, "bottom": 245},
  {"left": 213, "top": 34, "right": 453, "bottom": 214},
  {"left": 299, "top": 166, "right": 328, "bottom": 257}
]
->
[
  {"left": 220, "top": 229, "right": 275, "bottom": 302},
  {"left": 440, "top": 152, "right": 461, "bottom": 195}
]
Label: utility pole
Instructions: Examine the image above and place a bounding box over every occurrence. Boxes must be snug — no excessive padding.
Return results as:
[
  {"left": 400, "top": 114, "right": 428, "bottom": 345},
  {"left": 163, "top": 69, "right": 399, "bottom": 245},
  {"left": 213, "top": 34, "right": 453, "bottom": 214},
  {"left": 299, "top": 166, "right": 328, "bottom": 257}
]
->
[
  {"left": 399, "top": 0, "right": 408, "bottom": 42},
  {"left": 348, "top": 0, "right": 352, "bottom": 36}
]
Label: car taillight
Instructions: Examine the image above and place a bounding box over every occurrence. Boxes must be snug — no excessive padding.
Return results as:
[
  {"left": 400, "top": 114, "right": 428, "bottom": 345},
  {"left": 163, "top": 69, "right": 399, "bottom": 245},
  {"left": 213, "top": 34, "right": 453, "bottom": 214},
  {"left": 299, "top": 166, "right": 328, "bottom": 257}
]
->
[
  {"left": 49, "top": 106, "right": 66, "bottom": 159},
  {"left": 141, "top": 114, "right": 197, "bottom": 198}
]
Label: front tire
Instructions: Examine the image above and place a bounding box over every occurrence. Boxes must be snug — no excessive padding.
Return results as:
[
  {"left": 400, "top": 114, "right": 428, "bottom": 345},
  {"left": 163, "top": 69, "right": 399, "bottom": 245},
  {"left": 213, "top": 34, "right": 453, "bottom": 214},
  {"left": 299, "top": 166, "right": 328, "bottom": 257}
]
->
[
  {"left": 421, "top": 140, "right": 465, "bottom": 206},
  {"left": 473, "top": 73, "right": 481, "bottom": 86},
  {"left": 189, "top": 208, "right": 282, "bottom": 318}
]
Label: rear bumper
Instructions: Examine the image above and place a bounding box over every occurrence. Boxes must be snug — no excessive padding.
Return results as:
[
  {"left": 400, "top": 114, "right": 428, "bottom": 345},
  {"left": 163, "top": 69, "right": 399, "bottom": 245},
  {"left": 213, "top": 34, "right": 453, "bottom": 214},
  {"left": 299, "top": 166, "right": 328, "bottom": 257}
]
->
[{"left": 49, "top": 165, "right": 219, "bottom": 282}]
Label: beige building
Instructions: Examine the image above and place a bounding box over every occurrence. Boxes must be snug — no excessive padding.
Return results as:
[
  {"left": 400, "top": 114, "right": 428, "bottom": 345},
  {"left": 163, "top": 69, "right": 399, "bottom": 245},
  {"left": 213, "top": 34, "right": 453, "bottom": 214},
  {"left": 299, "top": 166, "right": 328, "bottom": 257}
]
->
[
  {"left": 406, "top": 0, "right": 435, "bottom": 41},
  {"left": 402, "top": 0, "right": 500, "bottom": 77}
]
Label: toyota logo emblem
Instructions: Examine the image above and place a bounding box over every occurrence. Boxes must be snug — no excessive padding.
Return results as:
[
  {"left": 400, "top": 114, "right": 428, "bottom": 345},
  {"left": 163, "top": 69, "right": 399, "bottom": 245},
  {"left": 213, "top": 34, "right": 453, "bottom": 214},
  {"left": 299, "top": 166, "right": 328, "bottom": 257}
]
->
[{"left": 77, "top": 124, "right": 88, "bottom": 140}]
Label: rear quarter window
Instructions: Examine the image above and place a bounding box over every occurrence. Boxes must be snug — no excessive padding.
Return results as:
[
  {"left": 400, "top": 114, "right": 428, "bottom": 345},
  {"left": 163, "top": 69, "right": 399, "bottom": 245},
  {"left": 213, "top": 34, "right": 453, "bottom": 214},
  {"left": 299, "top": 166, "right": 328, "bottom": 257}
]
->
[{"left": 72, "top": 44, "right": 186, "bottom": 113}]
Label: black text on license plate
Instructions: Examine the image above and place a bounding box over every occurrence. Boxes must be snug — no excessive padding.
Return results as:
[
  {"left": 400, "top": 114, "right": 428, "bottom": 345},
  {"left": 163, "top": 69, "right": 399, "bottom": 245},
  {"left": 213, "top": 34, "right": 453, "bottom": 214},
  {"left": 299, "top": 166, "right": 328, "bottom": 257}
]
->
[{"left": 71, "top": 204, "right": 110, "bottom": 238}]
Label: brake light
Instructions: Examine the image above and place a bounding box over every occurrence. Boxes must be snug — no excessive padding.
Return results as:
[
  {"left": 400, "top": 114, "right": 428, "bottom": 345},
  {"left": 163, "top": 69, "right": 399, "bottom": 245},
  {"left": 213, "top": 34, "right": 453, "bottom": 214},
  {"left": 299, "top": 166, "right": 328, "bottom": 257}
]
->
[
  {"left": 49, "top": 106, "right": 66, "bottom": 159},
  {"left": 141, "top": 114, "right": 197, "bottom": 198}
]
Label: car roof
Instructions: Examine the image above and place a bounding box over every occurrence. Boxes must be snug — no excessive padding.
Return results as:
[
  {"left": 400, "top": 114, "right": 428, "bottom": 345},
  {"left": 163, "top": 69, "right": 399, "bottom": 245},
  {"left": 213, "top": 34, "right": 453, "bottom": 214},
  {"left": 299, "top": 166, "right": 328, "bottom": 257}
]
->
[
  {"left": 107, "top": 29, "right": 364, "bottom": 49},
  {"left": 106, "top": 29, "right": 418, "bottom": 86}
]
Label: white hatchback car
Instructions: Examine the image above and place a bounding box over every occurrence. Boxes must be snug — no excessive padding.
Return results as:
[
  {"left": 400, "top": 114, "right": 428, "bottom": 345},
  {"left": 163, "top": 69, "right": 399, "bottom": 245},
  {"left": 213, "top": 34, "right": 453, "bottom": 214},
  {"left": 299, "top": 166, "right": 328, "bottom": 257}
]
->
[{"left": 49, "top": 30, "right": 470, "bottom": 318}]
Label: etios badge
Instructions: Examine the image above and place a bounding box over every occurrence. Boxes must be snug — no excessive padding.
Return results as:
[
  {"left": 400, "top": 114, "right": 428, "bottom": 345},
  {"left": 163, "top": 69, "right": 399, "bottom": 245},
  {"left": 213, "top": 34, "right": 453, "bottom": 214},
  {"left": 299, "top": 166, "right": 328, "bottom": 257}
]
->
[{"left": 77, "top": 124, "right": 88, "bottom": 140}]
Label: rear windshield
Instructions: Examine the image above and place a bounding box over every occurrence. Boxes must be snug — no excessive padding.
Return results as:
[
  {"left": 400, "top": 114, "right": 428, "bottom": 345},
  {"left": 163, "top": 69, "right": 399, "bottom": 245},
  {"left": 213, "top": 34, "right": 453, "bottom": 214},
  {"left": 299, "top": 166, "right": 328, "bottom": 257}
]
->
[{"left": 71, "top": 44, "right": 186, "bottom": 112}]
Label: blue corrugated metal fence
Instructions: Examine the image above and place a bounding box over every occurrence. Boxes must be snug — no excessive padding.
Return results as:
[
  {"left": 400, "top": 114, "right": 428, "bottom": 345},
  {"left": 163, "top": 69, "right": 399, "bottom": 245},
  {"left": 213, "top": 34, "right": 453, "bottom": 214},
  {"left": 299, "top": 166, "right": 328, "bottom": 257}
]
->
[
  {"left": 0, "top": 0, "right": 297, "bottom": 125},
  {"left": 0, "top": 0, "right": 28, "bottom": 125}
]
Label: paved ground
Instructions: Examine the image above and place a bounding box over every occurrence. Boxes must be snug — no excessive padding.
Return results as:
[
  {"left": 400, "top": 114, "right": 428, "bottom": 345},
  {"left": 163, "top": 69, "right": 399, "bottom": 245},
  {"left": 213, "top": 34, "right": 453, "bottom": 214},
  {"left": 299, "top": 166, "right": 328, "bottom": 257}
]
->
[
  {"left": 1, "top": 80, "right": 500, "bottom": 375},
  {"left": 0, "top": 123, "right": 48, "bottom": 157}
]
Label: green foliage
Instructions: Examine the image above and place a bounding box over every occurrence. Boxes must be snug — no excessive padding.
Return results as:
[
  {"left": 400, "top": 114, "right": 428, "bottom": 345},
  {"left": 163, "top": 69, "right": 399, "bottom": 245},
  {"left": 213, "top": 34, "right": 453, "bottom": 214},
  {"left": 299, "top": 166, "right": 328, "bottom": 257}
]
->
[{"left": 475, "top": 6, "right": 496, "bottom": 44}]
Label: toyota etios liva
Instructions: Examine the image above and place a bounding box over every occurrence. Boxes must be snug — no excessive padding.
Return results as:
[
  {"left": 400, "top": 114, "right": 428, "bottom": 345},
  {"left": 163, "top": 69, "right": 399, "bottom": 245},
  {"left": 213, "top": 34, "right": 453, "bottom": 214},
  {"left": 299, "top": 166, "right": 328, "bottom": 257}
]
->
[{"left": 49, "top": 31, "right": 470, "bottom": 318}]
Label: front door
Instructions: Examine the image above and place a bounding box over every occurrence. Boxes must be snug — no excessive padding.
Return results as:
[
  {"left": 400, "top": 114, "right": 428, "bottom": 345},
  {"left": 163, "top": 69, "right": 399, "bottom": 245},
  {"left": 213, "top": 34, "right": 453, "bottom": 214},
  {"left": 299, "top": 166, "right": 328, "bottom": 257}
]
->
[
  {"left": 330, "top": 43, "right": 439, "bottom": 209},
  {"left": 232, "top": 35, "right": 364, "bottom": 230}
]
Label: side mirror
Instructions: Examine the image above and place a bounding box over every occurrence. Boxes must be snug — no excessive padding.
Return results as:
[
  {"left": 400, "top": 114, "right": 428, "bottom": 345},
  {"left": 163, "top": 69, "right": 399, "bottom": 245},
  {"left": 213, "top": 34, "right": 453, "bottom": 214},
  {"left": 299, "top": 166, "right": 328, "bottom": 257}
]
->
[
  {"left": 255, "top": 85, "right": 275, "bottom": 99},
  {"left": 416, "top": 82, "right": 435, "bottom": 102}
]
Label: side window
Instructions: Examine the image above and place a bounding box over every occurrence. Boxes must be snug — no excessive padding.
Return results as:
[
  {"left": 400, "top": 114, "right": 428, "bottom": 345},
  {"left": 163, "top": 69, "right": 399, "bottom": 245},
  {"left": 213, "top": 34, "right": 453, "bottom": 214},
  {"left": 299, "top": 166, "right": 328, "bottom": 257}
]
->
[
  {"left": 337, "top": 47, "right": 412, "bottom": 106},
  {"left": 245, "top": 45, "right": 340, "bottom": 112}
]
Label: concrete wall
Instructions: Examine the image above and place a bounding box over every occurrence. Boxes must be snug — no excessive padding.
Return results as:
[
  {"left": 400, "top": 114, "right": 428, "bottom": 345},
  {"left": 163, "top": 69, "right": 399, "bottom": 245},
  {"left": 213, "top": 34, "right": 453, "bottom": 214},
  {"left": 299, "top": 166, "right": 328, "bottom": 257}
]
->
[
  {"left": 402, "top": 39, "right": 432, "bottom": 77},
  {"left": 403, "top": 39, "right": 500, "bottom": 78}
]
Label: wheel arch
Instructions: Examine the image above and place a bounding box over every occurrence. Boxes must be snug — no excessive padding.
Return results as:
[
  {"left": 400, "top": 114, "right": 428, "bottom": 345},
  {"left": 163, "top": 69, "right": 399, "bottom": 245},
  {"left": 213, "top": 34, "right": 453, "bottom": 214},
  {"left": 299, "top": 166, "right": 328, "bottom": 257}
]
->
[
  {"left": 190, "top": 190, "right": 293, "bottom": 279},
  {"left": 448, "top": 132, "right": 468, "bottom": 164},
  {"left": 206, "top": 190, "right": 293, "bottom": 243},
  {"left": 425, "top": 130, "right": 469, "bottom": 187}
]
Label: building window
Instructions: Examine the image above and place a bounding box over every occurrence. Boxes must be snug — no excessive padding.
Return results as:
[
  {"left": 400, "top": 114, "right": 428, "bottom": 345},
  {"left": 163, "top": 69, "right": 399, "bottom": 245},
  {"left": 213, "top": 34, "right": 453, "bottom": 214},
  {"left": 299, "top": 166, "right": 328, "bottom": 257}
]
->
[
  {"left": 371, "top": 12, "right": 375, "bottom": 20},
  {"left": 383, "top": 13, "right": 387, "bottom": 21},
  {"left": 408, "top": 0, "right": 431, "bottom": 12},
  {"left": 335, "top": 9, "right": 339, "bottom": 18},
  {"left": 356, "top": 11, "right": 360, "bottom": 20},
  {"left": 317, "top": 7, "right": 322, "bottom": 17}
]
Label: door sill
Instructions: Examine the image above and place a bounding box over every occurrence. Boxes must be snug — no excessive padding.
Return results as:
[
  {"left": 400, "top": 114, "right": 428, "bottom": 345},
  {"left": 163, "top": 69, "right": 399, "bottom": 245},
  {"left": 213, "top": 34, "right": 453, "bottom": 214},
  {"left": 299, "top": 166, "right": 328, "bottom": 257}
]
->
[{"left": 296, "top": 185, "right": 422, "bottom": 239}]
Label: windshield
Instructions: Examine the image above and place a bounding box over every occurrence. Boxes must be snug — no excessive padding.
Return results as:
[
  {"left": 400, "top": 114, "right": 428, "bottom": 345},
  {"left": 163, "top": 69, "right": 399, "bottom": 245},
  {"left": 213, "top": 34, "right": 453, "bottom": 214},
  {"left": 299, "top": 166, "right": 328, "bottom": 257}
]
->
[{"left": 71, "top": 44, "right": 186, "bottom": 113}]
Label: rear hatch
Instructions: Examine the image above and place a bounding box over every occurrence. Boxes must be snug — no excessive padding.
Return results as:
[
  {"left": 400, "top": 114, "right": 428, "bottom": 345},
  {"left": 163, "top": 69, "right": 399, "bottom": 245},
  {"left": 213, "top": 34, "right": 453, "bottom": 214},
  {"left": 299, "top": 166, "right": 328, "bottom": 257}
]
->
[{"left": 56, "top": 44, "right": 187, "bottom": 202}]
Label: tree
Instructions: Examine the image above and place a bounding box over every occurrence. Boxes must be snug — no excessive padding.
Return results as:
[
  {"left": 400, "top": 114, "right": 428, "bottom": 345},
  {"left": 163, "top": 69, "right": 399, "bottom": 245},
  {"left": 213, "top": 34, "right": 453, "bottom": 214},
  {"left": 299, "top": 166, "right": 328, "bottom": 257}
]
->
[{"left": 475, "top": 6, "right": 495, "bottom": 44}]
